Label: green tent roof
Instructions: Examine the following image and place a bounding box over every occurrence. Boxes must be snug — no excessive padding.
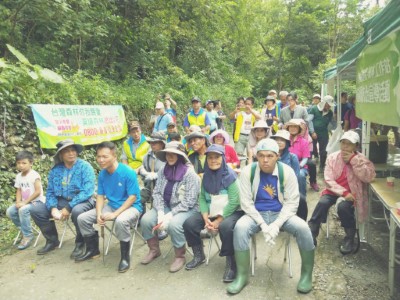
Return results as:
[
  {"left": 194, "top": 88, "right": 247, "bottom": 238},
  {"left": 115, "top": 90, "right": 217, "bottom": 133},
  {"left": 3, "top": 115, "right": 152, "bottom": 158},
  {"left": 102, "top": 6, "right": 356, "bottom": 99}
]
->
[{"left": 326, "top": 0, "right": 400, "bottom": 80}]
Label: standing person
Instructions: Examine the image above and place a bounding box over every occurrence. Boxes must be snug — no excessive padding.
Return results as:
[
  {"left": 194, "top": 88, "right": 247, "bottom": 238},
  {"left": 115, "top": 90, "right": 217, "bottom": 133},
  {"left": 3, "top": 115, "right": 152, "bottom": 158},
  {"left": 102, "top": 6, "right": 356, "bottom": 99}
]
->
[
  {"left": 30, "top": 140, "right": 95, "bottom": 257},
  {"left": 140, "top": 142, "right": 200, "bottom": 273},
  {"left": 308, "top": 131, "right": 376, "bottom": 253},
  {"left": 205, "top": 100, "right": 219, "bottom": 134},
  {"left": 285, "top": 119, "right": 310, "bottom": 221},
  {"left": 229, "top": 97, "right": 245, "bottom": 139},
  {"left": 334, "top": 92, "right": 352, "bottom": 127},
  {"left": 121, "top": 121, "right": 150, "bottom": 172},
  {"left": 261, "top": 96, "right": 279, "bottom": 134},
  {"left": 6, "top": 151, "right": 44, "bottom": 250},
  {"left": 308, "top": 95, "right": 335, "bottom": 173},
  {"left": 209, "top": 129, "right": 240, "bottom": 170},
  {"left": 227, "top": 138, "right": 315, "bottom": 294},
  {"left": 185, "top": 131, "right": 210, "bottom": 176},
  {"left": 214, "top": 100, "right": 226, "bottom": 130},
  {"left": 233, "top": 97, "right": 261, "bottom": 156},
  {"left": 164, "top": 93, "right": 178, "bottom": 123},
  {"left": 279, "top": 92, "right": 309, "bottom": 127},
  {"left": 343, "top": 96, "right": 362, "bottom": 131},
  {"left": 271, "top": 130, "right": 300, "bottom": 178},
  {"left": 183, "top": 97, "right": 211, "bottom": 134},
  {"left": 76, "top": 142, "right": 142, "bottom": 273},
  {"left": 183, "top": 144, "right": 243, "bottom": 282},
  {"left": 247, "top": 120, "right": 271, "bottom": 165},
  {"left": 153, "top": 102, "right": 173, "bottom": 133},
  {"left": 278, "top": 91, "right": 289, "bottom": 109}
]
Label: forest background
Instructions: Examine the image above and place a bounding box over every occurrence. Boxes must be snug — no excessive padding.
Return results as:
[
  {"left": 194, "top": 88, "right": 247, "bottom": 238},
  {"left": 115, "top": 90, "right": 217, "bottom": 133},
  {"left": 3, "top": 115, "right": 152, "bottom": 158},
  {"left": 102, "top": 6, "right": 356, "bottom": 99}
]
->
[{"left": 0, "top": 0, "right": 381, "bottom": 247}]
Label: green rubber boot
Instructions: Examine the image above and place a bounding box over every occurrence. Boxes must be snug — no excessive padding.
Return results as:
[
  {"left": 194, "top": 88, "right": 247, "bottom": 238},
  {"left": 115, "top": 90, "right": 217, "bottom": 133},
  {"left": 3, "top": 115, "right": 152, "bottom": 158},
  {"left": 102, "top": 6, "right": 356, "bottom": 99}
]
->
[
  {"left": 226, "top": 250, "right": 250, "bottom": 294},
  {"left": 297, "top": 249, "right": 315, "bottom": 293}
]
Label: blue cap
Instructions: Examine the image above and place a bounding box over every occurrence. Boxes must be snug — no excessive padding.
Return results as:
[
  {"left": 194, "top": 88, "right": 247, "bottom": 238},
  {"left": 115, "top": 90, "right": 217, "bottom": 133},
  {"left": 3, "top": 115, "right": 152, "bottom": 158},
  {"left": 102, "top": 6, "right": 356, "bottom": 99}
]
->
[{"left": 205, "top": 144, "right": 225, "bottom": 155}]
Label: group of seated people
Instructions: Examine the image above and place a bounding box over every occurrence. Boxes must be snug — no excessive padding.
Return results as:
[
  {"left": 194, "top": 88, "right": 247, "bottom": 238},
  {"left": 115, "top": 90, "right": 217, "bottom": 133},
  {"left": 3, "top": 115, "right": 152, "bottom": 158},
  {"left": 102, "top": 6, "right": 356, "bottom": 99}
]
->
[{"left": 7, "top": 92, "right": 376, "bottom": 295}]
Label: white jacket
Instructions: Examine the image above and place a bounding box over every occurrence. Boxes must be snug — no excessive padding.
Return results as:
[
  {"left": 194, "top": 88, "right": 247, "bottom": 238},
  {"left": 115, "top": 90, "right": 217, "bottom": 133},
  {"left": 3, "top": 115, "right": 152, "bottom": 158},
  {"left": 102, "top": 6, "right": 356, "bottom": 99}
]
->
[{"left": 239, "top": 162, "right": 299, "bottom": 229}]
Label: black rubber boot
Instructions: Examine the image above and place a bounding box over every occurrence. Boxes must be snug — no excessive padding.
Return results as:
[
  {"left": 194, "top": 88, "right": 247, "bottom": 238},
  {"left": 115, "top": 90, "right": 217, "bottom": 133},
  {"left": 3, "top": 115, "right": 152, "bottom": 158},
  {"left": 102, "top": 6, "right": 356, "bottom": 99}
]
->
[
  {"left": 75, "top": 232, "right": 100, "bottom": 262},
  {"left": 37, "top": 223, "right": 60, "bottom": 255},
  {"left": 308, "top": 221, "right": 320, "bottom": 246},
  {"left": 223, "top": 255, "right": 237, "bottom": 282},
  {"left": 340, "top": 228, "right": 356, "bottom": 255},
  {"left": 185, "top": 244, "right": 205, "bottom": 270},
  {"left": 70, "top": 242, "right": 85, "bottom": 259},
  {"left": 118, "top": 241, "right": 130, "bottom": 273}
]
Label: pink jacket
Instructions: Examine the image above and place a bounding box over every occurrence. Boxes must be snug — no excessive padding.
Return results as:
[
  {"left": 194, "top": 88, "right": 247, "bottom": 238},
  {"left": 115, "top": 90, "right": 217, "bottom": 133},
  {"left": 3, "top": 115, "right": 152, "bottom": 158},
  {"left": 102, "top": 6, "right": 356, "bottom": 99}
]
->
[{"left": 324, "top": 151, "right": 376, "bottom": 223}]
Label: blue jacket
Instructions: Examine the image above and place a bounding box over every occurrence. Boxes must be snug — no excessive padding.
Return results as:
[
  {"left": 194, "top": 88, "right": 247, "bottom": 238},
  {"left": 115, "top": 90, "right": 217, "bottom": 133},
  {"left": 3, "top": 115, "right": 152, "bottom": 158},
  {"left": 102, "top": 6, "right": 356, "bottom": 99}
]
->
[{"left": 46, "top": 158, "right": 95, "bottom": 211}]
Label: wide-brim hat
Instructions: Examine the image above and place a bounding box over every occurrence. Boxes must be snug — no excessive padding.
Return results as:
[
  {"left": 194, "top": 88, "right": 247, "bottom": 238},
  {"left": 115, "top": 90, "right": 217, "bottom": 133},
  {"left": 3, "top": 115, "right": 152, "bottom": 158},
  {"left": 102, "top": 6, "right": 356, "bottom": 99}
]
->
[
  {"left": 54, "top": 139, "right": 83, "bottom": 164},
  {"left": 155, "top": 141, "right": 190, "bottom": 164},
  {"left": 264, "top": 95, "right": 276, "bottom": 103},
  {"left": 271, "top": 130, "right": 291, "bottom": 142},
  {"left": 284, "top": 118, "right": 303, "bottom": 128},
  {"left": 184, "top": 131, "right": 211, "bottom": 147},
  {"left": 147, "top": 132, "right": 166, "bottom": 145},
  {"left": 209, "top": 129, "right": 230, "bottom": 145},
  {"left": 251, "top": 120, "right": 270, "bottom": 132}
]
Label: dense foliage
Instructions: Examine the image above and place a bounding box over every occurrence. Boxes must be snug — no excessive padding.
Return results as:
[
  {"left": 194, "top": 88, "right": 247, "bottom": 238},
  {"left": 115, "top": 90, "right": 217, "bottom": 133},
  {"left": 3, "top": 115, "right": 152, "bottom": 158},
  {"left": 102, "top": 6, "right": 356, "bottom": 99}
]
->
[{"left": 0, "top": 0, "right": 377, "bottom": 218}]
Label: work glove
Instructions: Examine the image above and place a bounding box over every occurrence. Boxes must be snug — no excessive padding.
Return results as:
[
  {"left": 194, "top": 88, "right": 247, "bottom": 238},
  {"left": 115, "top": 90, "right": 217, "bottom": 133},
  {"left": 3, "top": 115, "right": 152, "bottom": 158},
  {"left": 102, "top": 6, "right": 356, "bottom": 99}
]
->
[
  {"left": 160, "top": 212, "right": 173, "bottom": 231},
  {"left": 265, "top": 223, "right": 280, "bottom": 246},
  {"left": 145, "top": 172, "right": 158, "bottom": 181}
]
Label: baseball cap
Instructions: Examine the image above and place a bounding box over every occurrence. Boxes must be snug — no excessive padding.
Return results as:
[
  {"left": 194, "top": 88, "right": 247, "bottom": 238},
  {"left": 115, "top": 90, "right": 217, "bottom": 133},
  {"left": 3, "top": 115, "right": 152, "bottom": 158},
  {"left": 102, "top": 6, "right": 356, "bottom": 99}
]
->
[
  {"left": 191, "top": 96, "right": 201, "bottom": 103},
  {"left": 256, "top": 138, "right": 279, "bottom": 154},
  {"left": 167, "top": 122, "right": 176, "bottom": 127},
  {"left": 323, "top": 95, "right": 335, "bottom": 107},
  {"left": 340, "top": 131, "right": 360, "bottom": 144},
  {"left": 268, "top": 89, "right": 277, "bottom": 95},
  {"left": 128, "top": 121, "right": 140, "bottom": 131},
  {"left": 205, "top": 144, "right": 225, "bottom": 155},
  {"left": 265, "top": 95, "right": 276, "bottom": 103},
  {"left": 206, "top": 100, "right": 213, "bottom": 105}
]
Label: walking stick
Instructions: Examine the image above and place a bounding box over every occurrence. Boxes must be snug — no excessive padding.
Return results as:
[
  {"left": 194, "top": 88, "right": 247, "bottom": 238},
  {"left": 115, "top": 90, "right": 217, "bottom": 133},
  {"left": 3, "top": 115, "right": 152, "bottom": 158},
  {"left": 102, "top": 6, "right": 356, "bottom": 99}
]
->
[{"left": 100, "top": 225, "right": 105, "bottom": 265}]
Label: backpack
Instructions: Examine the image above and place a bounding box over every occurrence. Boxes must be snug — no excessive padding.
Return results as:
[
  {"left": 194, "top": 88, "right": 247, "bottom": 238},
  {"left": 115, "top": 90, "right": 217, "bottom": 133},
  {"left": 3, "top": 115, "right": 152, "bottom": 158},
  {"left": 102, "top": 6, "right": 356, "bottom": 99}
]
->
[{"left": 250, "top": 161, "right": 284, "bottom": 196}]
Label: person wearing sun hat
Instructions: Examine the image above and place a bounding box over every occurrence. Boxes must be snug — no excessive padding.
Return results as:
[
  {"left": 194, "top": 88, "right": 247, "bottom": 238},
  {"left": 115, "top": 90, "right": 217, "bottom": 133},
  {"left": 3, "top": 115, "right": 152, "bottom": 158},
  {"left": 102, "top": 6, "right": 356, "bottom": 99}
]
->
[
  {"left": 247, "top": 120, "right": 271, "bottom": 165},
  {"left": 228, "top": 138, "right": 315, "bottom": 295},
  {"left": 30, "top": 139, "right": 96, "bottom": 257},
  {"left": 183, "top": 144, "right": 243, "bottom": 282},
  {"left": 140, "top": 141, "right": 201, "bottom": 273},
  {"left": 209, "top": 129, "right": 240, "bottom": 169},
  {"left": 271, "top": 130, "right": 300, "bottom": 178},
  {"left": 308, "top": 130, "right": 375, "bottom": 254}
]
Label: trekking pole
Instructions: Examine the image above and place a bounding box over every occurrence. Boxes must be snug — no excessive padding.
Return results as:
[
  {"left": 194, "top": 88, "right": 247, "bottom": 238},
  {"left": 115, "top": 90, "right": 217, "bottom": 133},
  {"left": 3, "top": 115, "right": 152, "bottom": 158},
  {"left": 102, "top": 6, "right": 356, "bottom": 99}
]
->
[{"left": 100, "top": 225, "right": 105, "bottom": 265}]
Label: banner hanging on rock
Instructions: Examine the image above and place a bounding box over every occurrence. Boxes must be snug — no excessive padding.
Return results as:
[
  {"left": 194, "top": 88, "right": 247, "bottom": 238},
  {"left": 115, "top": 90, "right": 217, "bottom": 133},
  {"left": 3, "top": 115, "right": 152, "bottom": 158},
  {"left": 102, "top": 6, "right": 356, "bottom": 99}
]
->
[{"left": 30, "top": 104, "right": 128, "bottom": 149}]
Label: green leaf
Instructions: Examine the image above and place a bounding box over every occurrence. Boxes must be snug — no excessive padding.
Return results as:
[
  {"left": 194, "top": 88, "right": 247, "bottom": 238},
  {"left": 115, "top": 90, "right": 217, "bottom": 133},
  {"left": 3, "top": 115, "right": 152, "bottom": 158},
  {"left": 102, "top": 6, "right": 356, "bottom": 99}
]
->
[
  {"left": 6, "top": 44, "right": 31, "bottom": 65},
  {"left": 39, "top": 68, "right": 64, "bottom": 83},
  {"left": 28, "top": 71, "right": 39, "bottom": 80}
]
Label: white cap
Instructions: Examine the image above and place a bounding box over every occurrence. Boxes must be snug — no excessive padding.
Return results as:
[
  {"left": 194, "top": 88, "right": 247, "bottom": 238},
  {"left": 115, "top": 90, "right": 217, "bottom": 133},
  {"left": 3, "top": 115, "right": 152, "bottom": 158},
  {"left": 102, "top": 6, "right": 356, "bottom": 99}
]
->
[
  {"left": 256, "top": 138, "right": 279, "bottom": 154},
  {"left": 322, "top": 95, "right": 335, "bottom": 107},
  {"left": 155, "top": 102, "right": 164, "bottom": 109},
  {"left": 340, "top": 131, "right": 360, "bottom": 144},
  {"left": 313, "top": 94, "right": 321, "bottom": 99}
]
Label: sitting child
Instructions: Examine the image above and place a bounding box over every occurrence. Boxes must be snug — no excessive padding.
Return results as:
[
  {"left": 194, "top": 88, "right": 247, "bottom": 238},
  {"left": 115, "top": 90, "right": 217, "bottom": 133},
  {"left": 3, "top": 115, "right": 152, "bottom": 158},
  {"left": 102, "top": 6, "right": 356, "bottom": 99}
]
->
[{"left": 6, "top": 151, "right": 44, "bottom": 250}]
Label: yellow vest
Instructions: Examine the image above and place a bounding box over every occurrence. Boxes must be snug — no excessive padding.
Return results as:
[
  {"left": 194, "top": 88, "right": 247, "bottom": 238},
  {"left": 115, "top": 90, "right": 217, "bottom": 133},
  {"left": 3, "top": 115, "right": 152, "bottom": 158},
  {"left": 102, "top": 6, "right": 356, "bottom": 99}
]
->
[
  {"left": 123, "top": 136, "right": 150, "bottom": 170},
  {"left": 187, "top": 109, "right": 209, "bottom": 133},
  {"left": 233, "top": 112, "right": 256, "bottom": 142}
]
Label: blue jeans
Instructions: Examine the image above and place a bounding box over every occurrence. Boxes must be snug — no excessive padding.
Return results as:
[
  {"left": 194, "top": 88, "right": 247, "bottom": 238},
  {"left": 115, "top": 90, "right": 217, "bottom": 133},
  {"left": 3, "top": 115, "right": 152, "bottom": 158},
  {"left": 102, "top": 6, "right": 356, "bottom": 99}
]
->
[
  {"left": 298, "top": 168, "right": 308, "bottom": 199},
  {"left": 141, "top": 207, "right": 196, "bottom": 248},
  {"left": 6, "top": 202, "right": 37, "bottom": 237},
  {"left": 233, "top": 211, "right": 315, "bottom": 252}
]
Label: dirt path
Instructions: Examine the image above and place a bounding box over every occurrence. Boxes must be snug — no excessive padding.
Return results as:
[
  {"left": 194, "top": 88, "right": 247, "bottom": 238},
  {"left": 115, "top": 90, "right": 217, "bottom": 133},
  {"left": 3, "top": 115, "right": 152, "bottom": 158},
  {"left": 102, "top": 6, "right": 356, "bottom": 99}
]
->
[{"left": 0, "top": 174, "right": 397, "bottom": 300}]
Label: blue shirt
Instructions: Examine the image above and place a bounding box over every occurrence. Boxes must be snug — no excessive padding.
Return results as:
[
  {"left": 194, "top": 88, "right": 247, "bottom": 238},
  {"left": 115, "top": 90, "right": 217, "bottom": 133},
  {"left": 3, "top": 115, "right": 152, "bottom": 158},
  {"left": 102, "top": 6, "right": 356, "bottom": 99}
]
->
[
  {"left": 153, "top": 113, "right": 173, "bottom": 133},
  {"left": 98, "top": 163, "right": 142, "bottom": 213},
  {"left": 46, "top": 159, "right": 95, "bottom": 211},
  {"left": 255, "top": 171, "right": 282, "bottom": 212},
  {"left": 206, "top": 110, "right": 219, "bottom": 131}
]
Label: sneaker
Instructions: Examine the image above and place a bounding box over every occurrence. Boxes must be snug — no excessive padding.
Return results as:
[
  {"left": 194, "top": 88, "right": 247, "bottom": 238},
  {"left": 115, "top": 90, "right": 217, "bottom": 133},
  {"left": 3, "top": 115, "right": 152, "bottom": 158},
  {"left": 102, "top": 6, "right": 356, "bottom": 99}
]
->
[
  {"left": 310, "top": 182, "right": 320, "bottom": 192},
  {"left": 17, "top": 236, "right": 34, "bottom": 250}
]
